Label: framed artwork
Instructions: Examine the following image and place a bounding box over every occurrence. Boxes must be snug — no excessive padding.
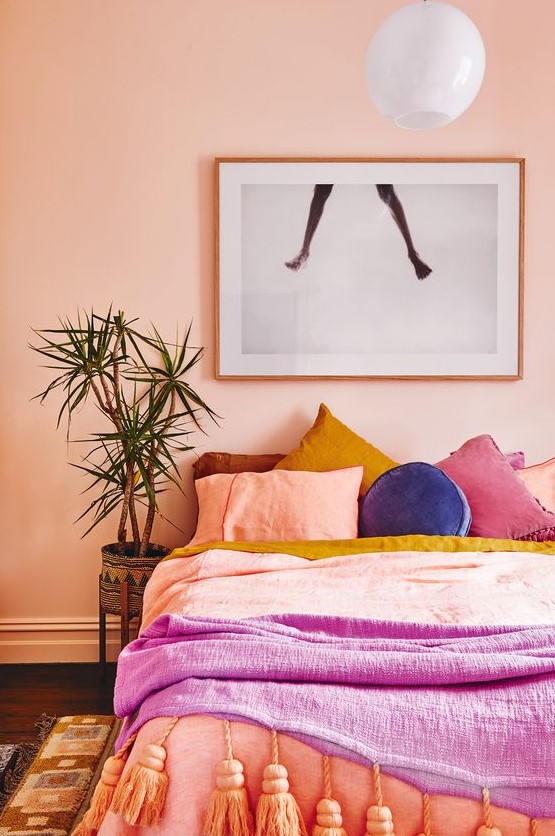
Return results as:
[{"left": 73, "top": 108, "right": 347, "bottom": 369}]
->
[{"left": 216, "top": 157, "right": 524, "bottom": 379}]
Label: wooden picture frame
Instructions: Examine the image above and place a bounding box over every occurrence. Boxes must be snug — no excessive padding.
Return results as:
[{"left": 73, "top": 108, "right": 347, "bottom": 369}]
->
[{"left": 216, "top": 157, "right": 524, "bottom": 379}]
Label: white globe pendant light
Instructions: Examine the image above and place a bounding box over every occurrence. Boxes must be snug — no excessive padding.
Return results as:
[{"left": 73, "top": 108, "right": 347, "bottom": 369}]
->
[{"left": 365, "top": 1, "right": 486, "bottom": 129}]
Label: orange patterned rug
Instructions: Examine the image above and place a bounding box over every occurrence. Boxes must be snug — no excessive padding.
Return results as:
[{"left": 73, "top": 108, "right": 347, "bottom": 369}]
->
[{"left": 0, "top": 715, "right": 120, "bottom": 836}]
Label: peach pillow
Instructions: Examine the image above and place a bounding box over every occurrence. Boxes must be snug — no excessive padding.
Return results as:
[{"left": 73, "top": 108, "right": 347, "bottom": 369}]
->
[
  {"left": 274, "top": 404, "right": 397, "bottom": 496},
  {"left": 516, "top": 457, "right": 555, "bottom": 513},
  {"left": 189, "top": 466, "right": 363, "bottom": 545}
]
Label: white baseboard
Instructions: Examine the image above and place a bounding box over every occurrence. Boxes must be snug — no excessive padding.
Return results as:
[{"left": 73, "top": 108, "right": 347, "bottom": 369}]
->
[{"left": 0, "top": 617, "right": 135, "bottom": 663}]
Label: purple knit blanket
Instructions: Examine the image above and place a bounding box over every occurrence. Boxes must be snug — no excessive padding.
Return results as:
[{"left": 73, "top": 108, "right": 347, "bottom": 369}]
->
[{"left": 114, "top": 613, "right": 555, "bottom": 818}]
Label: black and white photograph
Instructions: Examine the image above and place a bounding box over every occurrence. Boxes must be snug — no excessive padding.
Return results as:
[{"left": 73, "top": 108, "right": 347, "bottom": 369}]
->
[{"left": 217, "top": 159, "right": 523, "bottom": 378}]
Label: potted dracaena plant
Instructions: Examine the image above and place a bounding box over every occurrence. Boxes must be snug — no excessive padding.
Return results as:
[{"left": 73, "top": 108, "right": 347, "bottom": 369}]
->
[{"left": 30, "top": 307, "right": 217, "bottom": 617}]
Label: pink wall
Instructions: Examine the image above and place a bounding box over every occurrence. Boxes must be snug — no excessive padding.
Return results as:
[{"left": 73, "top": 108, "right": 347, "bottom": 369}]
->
[{"left": 1, "top": 0, "right": 554, "bottom": 660}]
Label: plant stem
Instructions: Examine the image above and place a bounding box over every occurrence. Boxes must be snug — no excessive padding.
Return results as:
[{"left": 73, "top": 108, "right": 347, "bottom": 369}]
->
[
  {"left": 127, "top": 462, "right": 140, "bottom": 551},
  {"left": 96, "top": 328, "right": 139, "bottom": 552},
  {"left": 91, "top": 374, "right": 132, "bottom": 551},
  {"left": 98, "top": 373, "right": 122, "bottom": 430},
  {"left": 139, "top": 451, "right": 156, "bottom": 559},
  {"left": 89, "top": 378, "right": 112, "bottom": 419},
  {"left": 112, "top": 325, "right": 124, "bottom": 416},
  {"left": 138, "top": 388, "right": 176, "bottom": 558}
]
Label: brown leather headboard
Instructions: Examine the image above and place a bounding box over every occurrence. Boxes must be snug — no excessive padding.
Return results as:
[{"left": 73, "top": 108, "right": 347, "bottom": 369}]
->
[{"left": 192, "top": 451, "right": 285, "bottom": 481}]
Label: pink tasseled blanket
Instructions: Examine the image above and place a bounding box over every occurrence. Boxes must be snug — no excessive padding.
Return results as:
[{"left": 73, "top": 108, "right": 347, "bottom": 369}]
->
[
  {"left": 115, "top": 612, "right": 555, "bottom": 816},
  {"left": 97, "top": 540, "right": 555, "bottom": 835}
]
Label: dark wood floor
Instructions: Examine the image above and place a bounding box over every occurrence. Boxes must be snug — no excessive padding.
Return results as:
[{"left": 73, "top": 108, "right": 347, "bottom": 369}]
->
[{"left": 0, "top": 664, "right": 117, "bottom": 743}]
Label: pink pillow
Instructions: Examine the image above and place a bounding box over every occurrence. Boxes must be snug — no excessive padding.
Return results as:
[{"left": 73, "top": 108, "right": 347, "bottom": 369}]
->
[
  {"left": 436, "top": 435, "right": 555, "bottom": 541},
  {"left": 516, "top": 457, "right": 555, "bottom": 513},
  {"left": 189, "top": 466, "right": 363, "bottom": 545}
]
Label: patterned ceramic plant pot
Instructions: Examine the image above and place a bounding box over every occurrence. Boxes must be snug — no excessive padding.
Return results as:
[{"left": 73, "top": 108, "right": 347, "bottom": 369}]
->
[{"left": 100, "top": 543, "right": 170, "bottom": 617}]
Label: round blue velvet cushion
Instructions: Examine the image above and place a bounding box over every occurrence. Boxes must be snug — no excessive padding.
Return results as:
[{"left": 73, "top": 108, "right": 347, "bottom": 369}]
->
[{"left": 358, "top": 462, "right": 471, "bottom": 538}]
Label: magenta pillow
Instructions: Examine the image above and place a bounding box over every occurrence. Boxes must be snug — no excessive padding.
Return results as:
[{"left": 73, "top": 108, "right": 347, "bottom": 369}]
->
[
  {"left": 505, "top": 450, "right": 525, "bottom": 470},
  {"left": 436, "top": 435, "right": 555, "bottom": 541}
]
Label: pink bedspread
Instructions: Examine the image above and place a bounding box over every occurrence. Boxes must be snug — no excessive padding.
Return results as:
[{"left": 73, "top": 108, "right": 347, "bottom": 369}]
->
[{"left": 142, "top": 546, "right": 555, "bottom": 629}]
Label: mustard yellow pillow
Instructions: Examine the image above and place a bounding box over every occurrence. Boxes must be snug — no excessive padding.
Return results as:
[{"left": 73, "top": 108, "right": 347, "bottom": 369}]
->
[{"left": 274, "top": 404, "right": 398, "bottom": 495}]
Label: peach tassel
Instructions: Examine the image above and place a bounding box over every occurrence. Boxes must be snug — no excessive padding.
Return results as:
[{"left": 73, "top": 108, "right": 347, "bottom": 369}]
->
[
  {"left": 71, "top": 732, "right": 137, "bottom": 836},
  {"left": 365, "top": 764, "right": 395, "bottom": 836},
  {"left": 416, "top": 792, "right": 433, "bottom": 836},
  {"left": 203, "top": 720, "right": 254, "bottom": 836},
  {"left": 312, "top": 755, "right": 348, "bottom": 836},
  {"left": 476, "top": 787, "right": 502, "bottom": 836},
  {"left": 111, "top": 716, "right": 179, "bottom": 827},
  {"left": 255, "top": 730, "right": 307, "bottom": 836}
]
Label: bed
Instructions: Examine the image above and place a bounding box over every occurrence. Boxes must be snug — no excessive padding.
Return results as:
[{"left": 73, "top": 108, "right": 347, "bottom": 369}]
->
[{"left": 78, "top": 405, "right": 555, "bottom": 836}]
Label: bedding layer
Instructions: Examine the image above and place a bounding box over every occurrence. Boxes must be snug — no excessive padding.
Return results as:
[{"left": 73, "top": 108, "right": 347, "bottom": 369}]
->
[
  {"left": 98, "top": 539, "right": 555, "bottom": 834},
  {"left": 142, "top": 540, "right": 555, "bottom": 630},
  {"left": 97, "top": 716, "right": 555, "bottom": 836},
  {"left": 115, "top": 612, "right": 555, "bottom": 815}
]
